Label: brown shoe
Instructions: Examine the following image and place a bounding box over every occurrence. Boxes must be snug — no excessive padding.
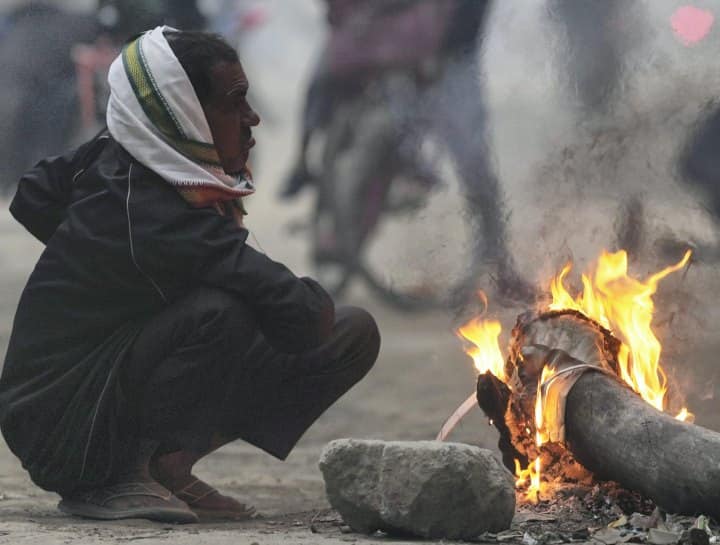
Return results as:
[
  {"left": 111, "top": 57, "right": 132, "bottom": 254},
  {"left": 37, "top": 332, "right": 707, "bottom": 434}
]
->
[
  {"left": 173, "top": 477, "right": 257, "bottom": 522},
  {"left": 58, "top": 481, "right": 198, "bottom": 524}
]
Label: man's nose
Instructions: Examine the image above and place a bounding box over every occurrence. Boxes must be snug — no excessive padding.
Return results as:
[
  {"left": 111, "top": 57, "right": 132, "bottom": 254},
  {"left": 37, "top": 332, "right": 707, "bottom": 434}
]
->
[{"left": 246, "top": 107, "right": 260, "bottom": 127}]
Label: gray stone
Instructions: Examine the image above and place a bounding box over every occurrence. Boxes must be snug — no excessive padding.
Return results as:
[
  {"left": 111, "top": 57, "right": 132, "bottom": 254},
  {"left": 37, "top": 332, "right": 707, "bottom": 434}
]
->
[{"left": 319, "top": 439, "right": 515, "bottom": 540}]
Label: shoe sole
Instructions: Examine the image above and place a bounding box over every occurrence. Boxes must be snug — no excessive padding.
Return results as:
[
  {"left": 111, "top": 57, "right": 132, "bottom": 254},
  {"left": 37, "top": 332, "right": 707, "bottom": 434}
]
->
[{"left": 58, "top": 499, "right": 198, "bottom": 524}]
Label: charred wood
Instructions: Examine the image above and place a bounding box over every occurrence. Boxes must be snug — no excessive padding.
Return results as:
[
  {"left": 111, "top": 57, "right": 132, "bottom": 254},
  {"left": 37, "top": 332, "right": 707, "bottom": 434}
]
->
[
  {"left": 487, "top": 309, "right": 720, "bottom": 516},
  {"left": 565, "top": 371, "right": 720, "bottom": 517},
  {"left": 476, "top": 371, "right": 524, "bottom": 471}
]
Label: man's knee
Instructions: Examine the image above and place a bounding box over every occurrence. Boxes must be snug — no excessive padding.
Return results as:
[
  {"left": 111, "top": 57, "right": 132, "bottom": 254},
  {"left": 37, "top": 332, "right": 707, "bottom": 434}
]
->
[{"left": 335, "top": 306, "right": 381, "bottom": 373}]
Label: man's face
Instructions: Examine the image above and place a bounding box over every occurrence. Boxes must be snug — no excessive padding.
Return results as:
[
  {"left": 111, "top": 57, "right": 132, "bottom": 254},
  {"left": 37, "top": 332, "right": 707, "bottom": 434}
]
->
[{"left": 202, "top": 61, "right": 260, "bottom": 177}]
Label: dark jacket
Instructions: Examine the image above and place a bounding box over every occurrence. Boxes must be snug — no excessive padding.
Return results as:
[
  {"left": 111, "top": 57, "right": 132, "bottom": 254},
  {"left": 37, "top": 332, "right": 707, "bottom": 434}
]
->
[{"left": 0, "top": 134, "right": 334, "bottom": 494}]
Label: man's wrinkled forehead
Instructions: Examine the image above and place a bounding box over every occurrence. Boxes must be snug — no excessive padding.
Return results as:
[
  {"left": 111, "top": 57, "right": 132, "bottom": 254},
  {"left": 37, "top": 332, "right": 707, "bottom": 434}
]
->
[
  {"left": 227, "top": 78, "right": 248, "bottom": 97},
  {"left": 209, "top": 61, "right": 249, "bottom": 98}
]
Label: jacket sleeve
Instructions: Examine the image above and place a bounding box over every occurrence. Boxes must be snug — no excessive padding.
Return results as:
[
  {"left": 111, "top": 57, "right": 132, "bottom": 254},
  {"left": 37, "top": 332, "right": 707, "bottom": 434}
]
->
[
  {"left": 135, "top": 196, "right": 335, "bottom": 354},
  {"left": 205, "top": 243, "right": 336, "bottom": 354},
  {"left": 10, "top": 137, "right": 105, "bottom": 244}
]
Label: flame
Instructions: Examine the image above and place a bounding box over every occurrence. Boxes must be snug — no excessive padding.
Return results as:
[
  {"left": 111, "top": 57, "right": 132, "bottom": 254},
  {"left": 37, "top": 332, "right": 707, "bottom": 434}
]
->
[
  {"left": 514, "top": 459, "right": 530, "bottom": 486},
  {"left": 676, "top": 407, "right": 694, "bottom": 422},
  {"left": 535, "top": 365, "right": 556, "bottom": 446},
  {"left": 457, "top": 313, "right": 550, "bottom": 501},
  {"left": 515, "top": 457, "right": 542, "bottom": 503},
  {"left": 549, "top": 250, "right": 691, "bottom": 413},
  {"left": 457, "top": 250, "right": 692, "bottom": 503},
  {"left": 458, "top": 313, "right": 542, "bottom": 496},
  {"left": 517, "top": 365, "right": 557, "bottom": 502},
  {"left": 457, "top": 318, "right": 505, "bottom": 382},
  {"left": 530, "top": 457, "right": 541, "bottom": 500}
]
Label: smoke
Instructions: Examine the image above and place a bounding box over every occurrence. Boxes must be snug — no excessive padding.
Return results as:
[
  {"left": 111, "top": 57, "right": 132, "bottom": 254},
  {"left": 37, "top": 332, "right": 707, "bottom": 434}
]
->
[
  {"left": 208, "top": 0, "right": 720, "bottom": 425},
  {"left": 479, "top": 0, "right": 720, "bottom": 426}
]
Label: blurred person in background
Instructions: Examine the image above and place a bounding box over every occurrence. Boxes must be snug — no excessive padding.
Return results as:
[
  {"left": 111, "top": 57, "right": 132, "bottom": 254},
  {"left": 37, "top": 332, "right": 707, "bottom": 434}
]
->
[
  {"left": 549, "top": 0, "right": 632, "bottom": 115},
  {"left": 282, "top": 0, "right": 534, "bottom": 303},
  {"left": 96, "top": 0, "right": 205, "bottom": 37},
  {"left": 0, "top": 28, "right": 379, "bottom": 523},
  {"left": 400, "top": 0, "right": 535, "bottom": 302},
  {"left": 205, "top": 0, "right": 267, "bottom": 39},
  {"left": 280, "top": 0, "right": 453, "bottom": 199},
  {"left": 548, "top": 0, "right": 647, "bottom": 257},
  {"left": 0, "top": 1, "right": 98, "bottom": 195},
  {"left": 0, "top": 0, "right": 206, "bottom": 196},
  {"left": 671, "top": 103, "right": 720, "bottom": 262}
]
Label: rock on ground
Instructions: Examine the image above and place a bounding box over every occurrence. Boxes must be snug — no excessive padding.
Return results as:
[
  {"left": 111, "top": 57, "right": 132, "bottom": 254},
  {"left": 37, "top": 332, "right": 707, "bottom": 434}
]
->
[{"left": 319, "top": 439, "right": 515, "bottom": 540}]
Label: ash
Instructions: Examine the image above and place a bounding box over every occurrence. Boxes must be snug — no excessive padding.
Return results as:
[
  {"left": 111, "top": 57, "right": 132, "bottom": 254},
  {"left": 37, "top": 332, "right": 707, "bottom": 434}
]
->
[{"left": 480, "top": 482, "right": 718, "bottom": 545}]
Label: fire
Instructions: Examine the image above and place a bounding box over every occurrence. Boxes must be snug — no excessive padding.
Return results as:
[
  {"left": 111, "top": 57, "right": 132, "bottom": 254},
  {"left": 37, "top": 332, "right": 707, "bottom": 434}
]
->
[
  {"left": 456, "top": 250, "right": 692, "bottom": 502},
  {"left": 549, "top": 249, "right": 691, "bottom": 414},
  {"left": 676, "top": 407, "right": 694, "bottom": 423},
  {"left": 457, "top": 309, "right": 542, "bottom": 498},
  {"left": 457, "top": 312, "right": 546, "bottom": 501},
  {"left": 535, "top": 365, "right": 556, "bottom": 446},
  {"left": 518, "top": 365, "right": 557, "bottom": 502},
  {"left": 514, "top": 458, "right": 541, "bottom": 502},
  {"left": 456, "top": 318, "right": 506, "bottom": 382}
]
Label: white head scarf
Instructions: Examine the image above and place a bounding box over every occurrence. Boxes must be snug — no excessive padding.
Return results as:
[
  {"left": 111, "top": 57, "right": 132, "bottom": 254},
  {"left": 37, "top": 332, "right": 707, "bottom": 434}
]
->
[{"left": 106, "top": 26, "right": 255, "bottom": 207}]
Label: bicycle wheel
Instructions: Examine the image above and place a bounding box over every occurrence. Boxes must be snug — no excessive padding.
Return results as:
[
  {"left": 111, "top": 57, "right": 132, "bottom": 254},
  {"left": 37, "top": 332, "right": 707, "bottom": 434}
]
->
[
  {"left": 310, "top": 99, "right": 360, "bottom": 298},
  {"left": 312, "top": 173, "right": 355, "bottom": 298},
  {"left": 333, "top": 109, "right": 472, "bottom": 309},
  {"left": 356, "top": 156, "right": 474, "bottom": 311},
  {"left": 311, "top": 84, "right": 477, "bottom": 310}
]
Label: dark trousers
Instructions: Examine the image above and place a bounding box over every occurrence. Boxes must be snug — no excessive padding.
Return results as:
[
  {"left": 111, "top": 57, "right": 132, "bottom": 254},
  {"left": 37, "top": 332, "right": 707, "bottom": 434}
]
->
[{"left": 119, "top": 288, "right": 380, "bottom": 460}]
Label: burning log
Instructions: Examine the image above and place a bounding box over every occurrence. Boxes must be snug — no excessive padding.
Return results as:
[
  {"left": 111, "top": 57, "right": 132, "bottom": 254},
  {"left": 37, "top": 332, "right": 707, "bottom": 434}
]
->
[
  {"left": 479, "top": 309, "right": 720, "bottom": 517},
  {"left": 498, "top": 310, "right": 622, "bottom": 467},
  {"left": 565, "top": 371, "right": 720, "bottom": 517},
  {"left": 442, "top": 249, "right": 715, "bottom": 513}
]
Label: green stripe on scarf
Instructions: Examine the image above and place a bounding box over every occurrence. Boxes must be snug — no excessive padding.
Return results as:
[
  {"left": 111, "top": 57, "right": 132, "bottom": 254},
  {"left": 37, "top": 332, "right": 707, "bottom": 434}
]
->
[{"left": 122, "top": 36, "right": 222, "bottom": 167}]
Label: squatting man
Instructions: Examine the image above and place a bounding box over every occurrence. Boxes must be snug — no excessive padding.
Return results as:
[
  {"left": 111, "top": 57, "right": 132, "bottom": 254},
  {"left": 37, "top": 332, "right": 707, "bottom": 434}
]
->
[{"left": 0, "top": 28, "right": 380, "bottom": 523}]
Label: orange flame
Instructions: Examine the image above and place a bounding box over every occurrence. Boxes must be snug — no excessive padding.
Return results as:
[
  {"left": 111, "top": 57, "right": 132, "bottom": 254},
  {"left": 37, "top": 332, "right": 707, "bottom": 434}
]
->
[
  {"left": 535, "top": 366, "right": 555, "bottom": 444},
  {"left": 456, "top": 318, "right": 506, "bottom": 382},
  {"left": 517, "top": 365, "right": 557, "bottom": 501},
  {"left": 676, "top": 407, "right": 694, "bottom": 422},
  {"left": 549, "top": 250, "right": 691, "bottom": 413},
  {"left": 457, "top": 314, "right": 540, "bottom": 495},
  {"left": 514, "top": 457, "right": 542, "bottom": 503},
  {"left": 457, "top": 250, "right": 692, "bottom": 502}
]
